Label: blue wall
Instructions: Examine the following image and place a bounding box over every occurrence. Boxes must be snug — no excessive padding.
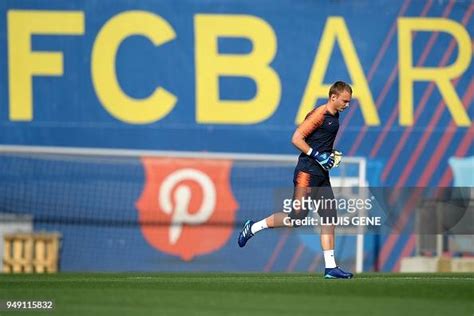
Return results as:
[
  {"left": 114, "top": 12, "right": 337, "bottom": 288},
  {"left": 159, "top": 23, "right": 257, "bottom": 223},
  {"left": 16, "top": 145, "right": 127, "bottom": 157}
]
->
[{"left": 0, "top": 0, "right": 472, "bottom": 272}]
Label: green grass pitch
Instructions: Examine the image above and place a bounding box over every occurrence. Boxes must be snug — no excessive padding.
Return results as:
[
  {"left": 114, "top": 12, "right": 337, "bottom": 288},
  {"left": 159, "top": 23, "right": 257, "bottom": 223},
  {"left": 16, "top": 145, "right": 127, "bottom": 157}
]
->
[{"left": 0, "top": 273, "right": 473, "bottom": 315}]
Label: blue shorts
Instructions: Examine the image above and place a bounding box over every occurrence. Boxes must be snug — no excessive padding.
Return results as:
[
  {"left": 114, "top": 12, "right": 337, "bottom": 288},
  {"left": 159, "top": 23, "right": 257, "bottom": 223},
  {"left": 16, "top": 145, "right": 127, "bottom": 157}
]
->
[{"left": 290, "top": 170, "right": 336, "bottom": 220}]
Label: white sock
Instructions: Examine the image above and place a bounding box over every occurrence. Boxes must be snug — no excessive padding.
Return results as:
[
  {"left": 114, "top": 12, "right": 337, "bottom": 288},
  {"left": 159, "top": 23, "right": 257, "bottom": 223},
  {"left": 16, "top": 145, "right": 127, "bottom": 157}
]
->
[
  {"left": 250, "top": 219, "right": 268, "bottom": 235},
  {"left": 323, "top": 250, "right": 337, "bottom": 269}
]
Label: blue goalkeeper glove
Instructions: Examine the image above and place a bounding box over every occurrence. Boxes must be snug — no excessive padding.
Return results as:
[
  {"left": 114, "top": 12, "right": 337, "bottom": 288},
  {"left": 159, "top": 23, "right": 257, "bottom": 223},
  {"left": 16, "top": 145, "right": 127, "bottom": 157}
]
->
[{"left": 308, "top": 149, "right": 334, "bottom": 171}]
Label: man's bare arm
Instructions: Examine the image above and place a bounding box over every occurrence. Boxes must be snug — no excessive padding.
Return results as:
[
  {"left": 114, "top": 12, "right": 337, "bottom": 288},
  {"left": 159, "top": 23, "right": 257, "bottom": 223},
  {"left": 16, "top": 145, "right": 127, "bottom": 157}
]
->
[{"left": 291, "top": 130, "right": 311, "bottom": 155}]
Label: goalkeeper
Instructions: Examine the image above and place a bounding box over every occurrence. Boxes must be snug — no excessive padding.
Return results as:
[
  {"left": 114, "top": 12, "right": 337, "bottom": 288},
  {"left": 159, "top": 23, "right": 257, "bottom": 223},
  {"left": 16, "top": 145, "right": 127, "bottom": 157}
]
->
[{"left": 238, "top": 81, "right": 353, "bottom": 279}]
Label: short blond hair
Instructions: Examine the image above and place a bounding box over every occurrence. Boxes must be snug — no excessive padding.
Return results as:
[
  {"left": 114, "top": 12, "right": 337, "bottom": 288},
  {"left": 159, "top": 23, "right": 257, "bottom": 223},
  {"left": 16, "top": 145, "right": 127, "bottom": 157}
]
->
[{"left": 329, "top": 81, "right": 352, "bottom": 98}]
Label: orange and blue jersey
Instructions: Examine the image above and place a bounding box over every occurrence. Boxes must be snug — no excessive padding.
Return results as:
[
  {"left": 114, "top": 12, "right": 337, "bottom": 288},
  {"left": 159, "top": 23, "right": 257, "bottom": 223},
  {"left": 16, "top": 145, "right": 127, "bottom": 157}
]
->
[{"left": 295, "top": 105, "right": 339, "bottom": 176}]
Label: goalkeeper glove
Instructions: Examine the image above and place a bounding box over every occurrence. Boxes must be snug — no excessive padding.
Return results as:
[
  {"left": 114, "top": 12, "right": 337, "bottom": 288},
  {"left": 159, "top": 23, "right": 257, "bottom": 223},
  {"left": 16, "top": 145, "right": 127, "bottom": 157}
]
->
[
  {"left": 331, "top": 150, "right": 343, "bottom": 168},
  {"left": 307, "top": 148, "right": 334, "bottom": 171}
]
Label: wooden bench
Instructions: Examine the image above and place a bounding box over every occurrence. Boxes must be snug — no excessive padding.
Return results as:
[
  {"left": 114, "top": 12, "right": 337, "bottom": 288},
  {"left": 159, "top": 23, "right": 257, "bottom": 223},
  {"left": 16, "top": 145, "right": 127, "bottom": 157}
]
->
[{"left": 3, "top": 233, "right": 61, "bottom": 273}]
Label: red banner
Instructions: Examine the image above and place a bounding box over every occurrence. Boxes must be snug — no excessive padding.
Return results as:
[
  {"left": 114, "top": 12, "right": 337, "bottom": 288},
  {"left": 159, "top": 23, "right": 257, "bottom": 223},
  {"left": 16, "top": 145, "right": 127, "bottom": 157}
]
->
[{"left": 136, "top": 158, "right": 238, "bottom": 261}]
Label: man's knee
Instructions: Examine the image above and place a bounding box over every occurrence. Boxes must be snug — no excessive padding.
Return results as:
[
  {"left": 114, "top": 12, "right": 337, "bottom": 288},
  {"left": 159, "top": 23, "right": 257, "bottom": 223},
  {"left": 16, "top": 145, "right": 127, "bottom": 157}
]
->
[
  {"left": 320, "top": 223, "right": 335, "bottom": 234},
  {"left": 288, "top": 208, "right": 310, "bottom": 228}
]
